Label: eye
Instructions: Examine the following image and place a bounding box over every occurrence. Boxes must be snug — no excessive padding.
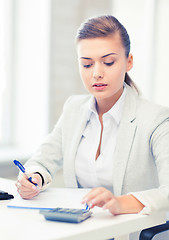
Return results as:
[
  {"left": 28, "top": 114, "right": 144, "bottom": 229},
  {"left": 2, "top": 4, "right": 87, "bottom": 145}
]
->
[
  {"left": 104, "top": 61, "right": 114, "bottom": 66},
  {"left": 83, "top": 64, "right": 93, "bottom": 68}
]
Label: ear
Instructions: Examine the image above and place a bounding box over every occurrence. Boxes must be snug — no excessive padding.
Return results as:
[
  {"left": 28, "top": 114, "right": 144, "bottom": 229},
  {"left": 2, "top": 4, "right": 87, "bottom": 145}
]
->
[{"left": 126, "top": 53, "right": 133, "bottom": 72}]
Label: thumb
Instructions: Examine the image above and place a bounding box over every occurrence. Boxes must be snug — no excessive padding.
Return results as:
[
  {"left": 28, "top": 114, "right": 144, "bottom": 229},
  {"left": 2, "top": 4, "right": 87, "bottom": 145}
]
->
[
  {"left": 32, "top": 178, "right": 38, "bottom": 184},
  {"left": 31, "top": 176, "right": 38, "bottom": 184},
  {"left": 32, "top": 173, "right": 43, "bottom": 187}
]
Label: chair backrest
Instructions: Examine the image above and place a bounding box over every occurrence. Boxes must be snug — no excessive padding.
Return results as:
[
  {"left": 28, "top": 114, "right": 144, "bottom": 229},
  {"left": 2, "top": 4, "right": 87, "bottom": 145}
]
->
[{"left": 139, "top": 221, "right": 169, "bottom": 240}]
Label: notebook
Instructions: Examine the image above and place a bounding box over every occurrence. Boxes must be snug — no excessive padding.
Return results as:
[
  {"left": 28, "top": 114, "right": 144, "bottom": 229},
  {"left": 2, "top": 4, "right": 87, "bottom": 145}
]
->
[{"left": 7, "top": 188, "right": 90, "bottom": 210}]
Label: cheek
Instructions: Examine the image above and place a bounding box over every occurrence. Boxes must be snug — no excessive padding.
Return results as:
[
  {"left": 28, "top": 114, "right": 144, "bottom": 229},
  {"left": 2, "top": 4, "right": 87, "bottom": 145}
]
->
[
  {"left": 79, "top": 68, "right": 91, "bottom": 83},
  {"left": 79, "top": 69, "right": 86, "bottom": 83},
  {"left": 79, "top": 69, "right": 88, "bottom": 88},
  {"left": 112, "top": 64, "right": 126, "bottom": 81}
]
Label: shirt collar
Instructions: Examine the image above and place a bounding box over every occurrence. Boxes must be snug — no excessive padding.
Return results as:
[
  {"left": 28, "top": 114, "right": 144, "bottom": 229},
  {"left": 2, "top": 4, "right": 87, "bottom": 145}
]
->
[{"left": 87, "top": 84, "right": 127, "bottom": 125}]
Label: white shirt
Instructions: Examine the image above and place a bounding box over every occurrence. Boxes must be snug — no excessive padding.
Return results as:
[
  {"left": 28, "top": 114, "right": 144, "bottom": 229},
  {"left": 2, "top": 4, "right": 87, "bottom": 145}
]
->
[{"left": 75, "top": 87, "right": 126, "bottom": 193}]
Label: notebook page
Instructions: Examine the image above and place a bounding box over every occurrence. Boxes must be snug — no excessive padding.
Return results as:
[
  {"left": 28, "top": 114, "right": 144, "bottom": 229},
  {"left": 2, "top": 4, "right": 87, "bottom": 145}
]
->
[{"left": 7, "top": 188, "right": 90, "bottom": 210}]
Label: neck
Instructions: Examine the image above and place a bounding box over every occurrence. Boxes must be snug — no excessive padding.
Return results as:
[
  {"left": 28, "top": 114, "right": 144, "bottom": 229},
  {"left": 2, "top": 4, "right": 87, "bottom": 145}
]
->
[{"left": 96, "top": 88, "right": 123, "bottom": 116}]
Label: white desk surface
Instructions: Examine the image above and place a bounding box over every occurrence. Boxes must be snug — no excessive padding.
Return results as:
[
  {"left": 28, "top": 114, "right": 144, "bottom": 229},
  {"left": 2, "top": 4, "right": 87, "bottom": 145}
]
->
[{"left": 0, "top": 178, "right": 166, "bottom": 240}]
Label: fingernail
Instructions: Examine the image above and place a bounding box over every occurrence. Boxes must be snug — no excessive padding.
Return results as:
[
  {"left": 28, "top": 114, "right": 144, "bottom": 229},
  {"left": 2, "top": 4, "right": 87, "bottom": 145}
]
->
[
  {"left": 32, "top": 178, "right": 37, "bottom": 183},
  {"left": 89, "top": 203, "right": 93, "bottom": 208},
  {"left": 103, "top": 205, "right": 107, "bottom": 210},
  {"left": 81, "top": 197, "right": 88, "bottom": 203}
]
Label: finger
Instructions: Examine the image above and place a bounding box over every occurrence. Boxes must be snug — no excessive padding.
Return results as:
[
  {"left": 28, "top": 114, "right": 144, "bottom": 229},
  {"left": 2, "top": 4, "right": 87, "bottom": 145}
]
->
[
  {"left": 88, "top": 190, "right": 113, "bottom": 208},
  {"left": 18, "top": 173, "right": 41, "bottom": 190},
  {"left": 18, "top": 173, "right": 34, "bottom": 189},
  {"left": 82, "top": 187, "right": 106, "bottom": 203},
  {"left": 17, "top": 182, "right": 40, "bottom": 199},
  {"left": 82, "top": 187, "right": 113, "bottom": 209},
  {"left": 17, "top": 183, "right": 39, "bottom": 193},
  {"left": 17, "top": 179, "right": 36, "bottom": 192},
  {"left": 31, "top": 174, "right": 43, "bottom": 188},
  {"left": 103, "top": 198, "right": 121, "bottom": 215},
  {"left": 16, "top": 178, "right": 40, "bottom": 199},
  {"left": 18, "top": 189, "right": 39, "bottom": 199}
]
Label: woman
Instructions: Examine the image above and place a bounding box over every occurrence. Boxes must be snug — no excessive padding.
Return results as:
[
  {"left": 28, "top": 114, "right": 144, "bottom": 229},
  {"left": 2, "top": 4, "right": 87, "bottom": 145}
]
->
[{"left": 16, "top": 15, "right": 169, "bottom": 219}]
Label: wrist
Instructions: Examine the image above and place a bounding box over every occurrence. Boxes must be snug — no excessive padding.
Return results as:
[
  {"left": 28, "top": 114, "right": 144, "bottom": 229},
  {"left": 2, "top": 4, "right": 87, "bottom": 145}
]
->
[
  {"left": 117, "top": 194, "right": 144, "bottom": 214},
  {"left": 34, "top": 172, "right": 44, "bottom": 186}
]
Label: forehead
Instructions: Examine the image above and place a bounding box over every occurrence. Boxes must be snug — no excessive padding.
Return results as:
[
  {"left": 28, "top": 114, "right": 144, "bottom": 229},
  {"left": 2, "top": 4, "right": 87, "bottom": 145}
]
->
[{"left": 77, "top": 33, "right": 125, "bottom": 58}]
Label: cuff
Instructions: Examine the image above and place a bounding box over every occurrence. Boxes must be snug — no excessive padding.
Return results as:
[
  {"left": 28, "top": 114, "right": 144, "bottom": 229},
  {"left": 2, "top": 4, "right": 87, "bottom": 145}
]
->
[
  {"left": 34, "top": 172, "right": 44, "bottom": 186},
  {"left": 131, "top": 192, "right": 152, "bottom": 214},
  {"left": 130, "top": 189, "right": 169, "bottom": 215},
  {"left": 25, "top": 165, "right": 52, "bottom": 191}
]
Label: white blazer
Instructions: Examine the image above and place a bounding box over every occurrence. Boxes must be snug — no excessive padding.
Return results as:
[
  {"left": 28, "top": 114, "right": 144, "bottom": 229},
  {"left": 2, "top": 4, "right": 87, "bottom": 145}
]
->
[{"left": 26, "top": 84, "right": 169, "bottom": 214}]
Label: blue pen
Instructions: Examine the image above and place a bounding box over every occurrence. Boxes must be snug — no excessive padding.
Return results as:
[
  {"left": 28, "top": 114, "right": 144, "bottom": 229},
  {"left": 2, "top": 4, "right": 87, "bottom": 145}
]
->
[
  {"left": 13, "top": 160, "right": 40, "bottom": 189},
  {"left": 85, "top": 203, "right": 90, "bottom": 211}
]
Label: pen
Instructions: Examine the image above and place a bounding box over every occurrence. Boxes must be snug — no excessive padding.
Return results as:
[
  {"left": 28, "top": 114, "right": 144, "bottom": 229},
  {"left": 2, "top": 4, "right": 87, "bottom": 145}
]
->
[
  {"left": 85, "top": 203, "right": 90, "bottom": 211},
  {"left": 13, "top": 160, "right": 40, "bottom": 189}
]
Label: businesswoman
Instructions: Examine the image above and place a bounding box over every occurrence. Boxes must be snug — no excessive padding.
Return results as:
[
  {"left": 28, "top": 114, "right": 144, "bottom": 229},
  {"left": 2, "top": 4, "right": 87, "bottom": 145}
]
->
[{"left": 16, "top": 15, "right": 169, "bottom": 221}]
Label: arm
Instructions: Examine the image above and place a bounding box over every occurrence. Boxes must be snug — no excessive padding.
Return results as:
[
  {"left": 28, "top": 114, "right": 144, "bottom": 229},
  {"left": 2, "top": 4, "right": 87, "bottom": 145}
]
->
[
  {"left": 24, "top": 114, "right": 63, "bottom": 189},
  {"left": 82, "top": 187, "right": 144, "bottom": 215},
  {"left": 16, "top": 111, "right": 64, "bottom": 199},
  {"left": 117, "top": 194, "right": 144, "bottom": 214},
  {"left": 131, "top": 118, "right": 169, "bottom": 214},
  {"left": 23, "top": 95, "right": 77, "bottom": 189},
  {"left": 82, "top": 118, "right": 169, "bottom": 215},
  {"left": 16, "top": 117, "right": 63, "bottom": 198}
]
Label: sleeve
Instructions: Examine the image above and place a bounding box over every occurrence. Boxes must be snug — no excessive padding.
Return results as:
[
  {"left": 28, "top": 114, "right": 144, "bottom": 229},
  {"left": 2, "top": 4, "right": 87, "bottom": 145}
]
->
[
  {"left": 24, "top": 113, "right": 64, "bottom": 191},
  {"left": 24, "top": 96, "right": 77, "bottom": 190},
  {"left": 131, "top": 118, "right": 169, "bottom": 214}
]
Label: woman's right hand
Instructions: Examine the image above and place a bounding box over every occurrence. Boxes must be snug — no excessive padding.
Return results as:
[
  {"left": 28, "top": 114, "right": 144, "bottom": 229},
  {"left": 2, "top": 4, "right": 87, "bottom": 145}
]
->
[{"left": 16, "top": 173, "right": 42, "bottom": 199}]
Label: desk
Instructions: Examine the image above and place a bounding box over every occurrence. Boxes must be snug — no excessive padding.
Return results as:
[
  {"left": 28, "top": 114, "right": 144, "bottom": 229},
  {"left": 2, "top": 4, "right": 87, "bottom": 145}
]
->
[{"left": 0, "top": 178, "right": 166, "bottom": 240}]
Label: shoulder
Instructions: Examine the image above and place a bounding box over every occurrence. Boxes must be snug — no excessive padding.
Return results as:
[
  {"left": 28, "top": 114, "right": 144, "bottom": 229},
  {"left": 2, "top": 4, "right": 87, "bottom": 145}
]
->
[
  {"left": 134, "top": 95, "right": 169, "bottom": 132},
  {"left": 125, "top": 84, "right": 169, "bottom": 125},
  {"left": 137, "top": 96, "right": 169, "bottom": 122}
]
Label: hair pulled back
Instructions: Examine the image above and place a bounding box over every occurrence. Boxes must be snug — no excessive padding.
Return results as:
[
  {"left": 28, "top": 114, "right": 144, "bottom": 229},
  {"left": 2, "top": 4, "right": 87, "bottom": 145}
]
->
[{"left": 76, "top": 15, "right": 138, "bottom": 93}]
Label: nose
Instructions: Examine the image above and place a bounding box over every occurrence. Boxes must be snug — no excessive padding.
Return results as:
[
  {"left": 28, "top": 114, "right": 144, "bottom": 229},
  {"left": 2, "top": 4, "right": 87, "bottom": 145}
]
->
[{"left": 93, "top": 62, "right": 104, "bottom": 80}]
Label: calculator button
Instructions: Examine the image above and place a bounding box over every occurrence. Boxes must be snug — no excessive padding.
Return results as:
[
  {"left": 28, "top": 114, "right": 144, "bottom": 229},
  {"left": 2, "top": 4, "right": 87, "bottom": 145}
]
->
[
  {"left": 53, "top": 208, "right": 62, "bottom": 212},
  {"left": 64, "top": 209, "right": 72, "bottom": 213},
  {"left": 70, "top": 209, "right": 81, "bottom": 213}
]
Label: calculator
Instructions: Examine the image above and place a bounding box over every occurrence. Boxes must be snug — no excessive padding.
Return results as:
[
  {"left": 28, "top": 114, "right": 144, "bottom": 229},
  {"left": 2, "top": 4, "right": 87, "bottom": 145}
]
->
[{"left": 40, "top": 207, "right": 92, "bottom": 223}]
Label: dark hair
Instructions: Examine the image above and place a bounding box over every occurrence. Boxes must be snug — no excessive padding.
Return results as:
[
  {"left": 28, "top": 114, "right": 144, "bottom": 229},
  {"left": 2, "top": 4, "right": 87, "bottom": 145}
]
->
[{"left": 76, "top": 15, "right": 139, "bottom": 93}]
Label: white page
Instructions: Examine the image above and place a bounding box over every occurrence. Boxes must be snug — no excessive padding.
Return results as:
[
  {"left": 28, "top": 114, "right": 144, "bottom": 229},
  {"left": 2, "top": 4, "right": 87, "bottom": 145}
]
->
[{"left": 7, "top": 188, "right": 90, "bottom": 210}]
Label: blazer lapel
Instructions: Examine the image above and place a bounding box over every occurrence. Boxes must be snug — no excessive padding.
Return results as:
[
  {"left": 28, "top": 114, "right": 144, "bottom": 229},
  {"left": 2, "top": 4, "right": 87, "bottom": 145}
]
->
[
  {"left": 64, "top": 98, "right": 90, "bottom": 188},
  {"left": 112, "top": 86, "right": 138, "bottom": 196}
]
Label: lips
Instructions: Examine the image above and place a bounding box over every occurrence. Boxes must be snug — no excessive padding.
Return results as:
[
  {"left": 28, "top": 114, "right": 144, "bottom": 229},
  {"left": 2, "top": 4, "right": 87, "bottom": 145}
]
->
[{"left": 92, "top": 83, "right": 107, "bottom": 90}]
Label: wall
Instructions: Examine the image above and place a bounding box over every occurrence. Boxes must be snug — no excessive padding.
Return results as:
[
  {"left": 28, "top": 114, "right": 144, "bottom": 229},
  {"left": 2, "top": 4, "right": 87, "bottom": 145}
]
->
[
  {"left": 1, "top": 0, "right": 112, "bottom": 184},
  {"left": 112, "top": 0, "right": 169, "bottom": 107},
  {"left": 112, "top": 0, "right": 156, "bottom": 100},
  {"left": 49, "top": 0, "right": 112, "bottom": 130},
  {"left": 153, "top": 0, "right": 169, "bottom": 107}
]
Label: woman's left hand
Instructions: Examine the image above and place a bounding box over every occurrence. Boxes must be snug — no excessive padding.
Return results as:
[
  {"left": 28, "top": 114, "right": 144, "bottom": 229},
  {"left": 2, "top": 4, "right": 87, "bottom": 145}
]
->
[{"left": 81, "top": 187, "right": 121, "bottom": 215}]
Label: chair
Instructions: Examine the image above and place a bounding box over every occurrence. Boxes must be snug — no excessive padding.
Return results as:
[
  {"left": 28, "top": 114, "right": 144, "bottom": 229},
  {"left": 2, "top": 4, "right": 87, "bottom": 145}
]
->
[{"left": 139, "top": 221, "right": 169, "bottom": 240}]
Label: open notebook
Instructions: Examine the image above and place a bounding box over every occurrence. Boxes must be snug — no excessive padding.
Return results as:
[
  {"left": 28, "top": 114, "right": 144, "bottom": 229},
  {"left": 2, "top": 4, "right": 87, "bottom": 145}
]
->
[{"left": 7, "top": 188, "right": 90, "bottom": 210}]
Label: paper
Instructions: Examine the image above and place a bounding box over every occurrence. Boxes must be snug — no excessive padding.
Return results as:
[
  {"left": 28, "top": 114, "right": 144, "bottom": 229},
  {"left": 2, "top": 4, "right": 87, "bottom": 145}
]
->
[{"left": 7, "top": 188, "right": 90, "bottom": 210}]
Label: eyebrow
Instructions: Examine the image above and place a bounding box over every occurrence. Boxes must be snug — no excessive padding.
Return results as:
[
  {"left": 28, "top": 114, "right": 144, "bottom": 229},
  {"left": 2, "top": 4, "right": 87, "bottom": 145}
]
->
[{"left": 80, "top": 53, "right": 117, "bottom": 60}]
